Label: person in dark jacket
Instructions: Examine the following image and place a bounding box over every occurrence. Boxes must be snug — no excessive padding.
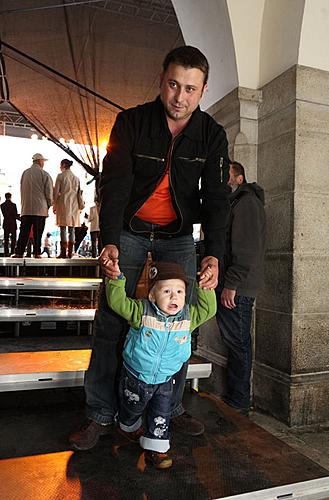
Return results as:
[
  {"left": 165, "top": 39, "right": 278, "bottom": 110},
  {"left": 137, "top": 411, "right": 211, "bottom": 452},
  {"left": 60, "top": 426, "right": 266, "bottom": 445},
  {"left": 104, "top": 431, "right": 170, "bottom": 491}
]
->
[
  {"left": 1, "top": 193, "right": 20, "bottom": 256},
  {"left": 70, "top": 45, "right": 230, "bottom": 451},
  {"left": 216, "top": 161, "right": 266, "bottom": 416}
]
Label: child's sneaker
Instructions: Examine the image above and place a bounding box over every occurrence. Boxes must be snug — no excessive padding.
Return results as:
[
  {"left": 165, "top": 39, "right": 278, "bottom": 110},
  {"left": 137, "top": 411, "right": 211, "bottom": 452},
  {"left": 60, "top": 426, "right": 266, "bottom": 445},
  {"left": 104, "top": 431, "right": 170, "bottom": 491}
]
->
[
  {"left": 145, "top": 450, "right": 172, "bottom": 469},
  {"left": 117, "top": 426, "right": 144, "bottom": 443}
]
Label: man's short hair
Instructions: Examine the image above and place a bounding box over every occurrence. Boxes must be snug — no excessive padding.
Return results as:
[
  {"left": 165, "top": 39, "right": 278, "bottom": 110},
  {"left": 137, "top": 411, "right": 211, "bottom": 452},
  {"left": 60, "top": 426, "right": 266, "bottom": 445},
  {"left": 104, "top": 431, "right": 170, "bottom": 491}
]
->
[
  {"left": 231, "top": 161, "right": 247, "bottom": 183},
  {"left": 5, "top": 192, "right": 11, "bottom": 199},
  {"left": 162, "top": 45, "right": 209, "bottom": 85}
]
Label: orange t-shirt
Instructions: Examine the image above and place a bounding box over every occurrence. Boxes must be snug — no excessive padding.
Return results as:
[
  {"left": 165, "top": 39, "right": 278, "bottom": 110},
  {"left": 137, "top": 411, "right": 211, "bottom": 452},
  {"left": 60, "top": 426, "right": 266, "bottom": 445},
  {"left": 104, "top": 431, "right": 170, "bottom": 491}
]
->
[{"left": 136, "top": 167, "right": 177, "bottom": 226}]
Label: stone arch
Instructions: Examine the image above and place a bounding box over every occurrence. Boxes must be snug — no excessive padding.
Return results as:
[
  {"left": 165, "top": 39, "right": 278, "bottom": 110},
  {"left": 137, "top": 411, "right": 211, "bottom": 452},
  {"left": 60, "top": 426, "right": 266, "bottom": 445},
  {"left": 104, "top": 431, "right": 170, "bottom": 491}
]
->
[
  {"left": 259, "top": 0, "right": 305, "bottom": 87},
  {"left": 299, "top": 0, "right": 329, "bottom": 71},
  {"left": 171, "top": 0, "right": 238, "bottom": 110}
]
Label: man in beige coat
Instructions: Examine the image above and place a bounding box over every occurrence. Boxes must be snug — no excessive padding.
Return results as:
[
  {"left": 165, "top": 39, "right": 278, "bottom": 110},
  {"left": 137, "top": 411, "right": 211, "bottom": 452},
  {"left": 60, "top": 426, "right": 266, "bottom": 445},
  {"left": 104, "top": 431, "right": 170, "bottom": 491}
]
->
[{"left": 13, "top": 153, "right": 53, "bottom": 258}]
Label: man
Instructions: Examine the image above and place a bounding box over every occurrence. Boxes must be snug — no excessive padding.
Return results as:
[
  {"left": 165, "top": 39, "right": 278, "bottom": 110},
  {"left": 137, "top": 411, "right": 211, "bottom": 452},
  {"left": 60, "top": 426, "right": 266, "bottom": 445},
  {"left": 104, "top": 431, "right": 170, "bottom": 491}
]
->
[
  {"left": 13, "top": 153, "right": 53, "bottom": 258},
  {"left": 70, "top": 45, "right": 230, "bottom": 451},
  {"left": 216, "top": 161, "right": 266, "bottom": 416},
  {"left": 1, "top": 192, "right": 19, "bottom": 256}
]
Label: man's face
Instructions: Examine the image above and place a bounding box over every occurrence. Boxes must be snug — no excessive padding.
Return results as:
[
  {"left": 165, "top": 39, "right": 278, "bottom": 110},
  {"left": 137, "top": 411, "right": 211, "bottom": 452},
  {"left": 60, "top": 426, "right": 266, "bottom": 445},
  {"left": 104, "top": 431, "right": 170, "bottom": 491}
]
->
[
  {"left": 149, "top": 278, "right": 186, "bottom": 316},
  {"left": 228, "top": 165, "right": 243, "bottom": 192},
  {"left": 159, "top": 63, "right": 207, "bottom": 123}
]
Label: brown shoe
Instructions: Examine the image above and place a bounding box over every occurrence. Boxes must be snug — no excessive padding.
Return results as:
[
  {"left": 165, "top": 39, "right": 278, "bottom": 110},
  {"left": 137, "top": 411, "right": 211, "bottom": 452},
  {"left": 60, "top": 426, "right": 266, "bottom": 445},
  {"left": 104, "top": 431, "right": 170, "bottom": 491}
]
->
[
  {"left": 145, "top": 450, "right": 172, "bottom": 469},
  {"left": 69, "top": 420, "right": 112, "bottom": 451},
  {"left": 11, "top": 254, "right": 23, "bottom": 258},
  {"left": 117, "top": 426, "right": 144, "bottom": 443},
  {"left": 34, "top": 255, "right": 42, "bottom": 259},
  {"left": 171, "top": 412, "right": 205, "bottom": 436}
]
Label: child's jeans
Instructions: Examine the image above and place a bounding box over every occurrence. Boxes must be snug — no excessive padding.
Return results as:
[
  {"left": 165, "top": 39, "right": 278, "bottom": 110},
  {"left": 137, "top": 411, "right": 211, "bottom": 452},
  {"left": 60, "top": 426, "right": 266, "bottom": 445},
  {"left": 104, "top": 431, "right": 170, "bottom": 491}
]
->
[{"left": 119, "top": 366, "right": 173, "bottom": 453}]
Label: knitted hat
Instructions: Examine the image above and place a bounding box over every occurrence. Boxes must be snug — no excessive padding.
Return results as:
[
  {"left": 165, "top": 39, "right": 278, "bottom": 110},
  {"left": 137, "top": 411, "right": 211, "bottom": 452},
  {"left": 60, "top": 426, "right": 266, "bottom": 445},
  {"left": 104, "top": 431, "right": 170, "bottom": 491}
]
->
[{"left": 148, "top": 261, "right": 189, "bottom": 290}]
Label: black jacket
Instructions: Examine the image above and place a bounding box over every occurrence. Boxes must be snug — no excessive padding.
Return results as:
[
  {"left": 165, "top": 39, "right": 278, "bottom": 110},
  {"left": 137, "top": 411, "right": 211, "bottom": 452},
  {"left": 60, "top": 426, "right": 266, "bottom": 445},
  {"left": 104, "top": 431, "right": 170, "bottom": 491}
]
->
[
  {"left": 219, "top": 183, "right": 266, "bottom": 297},
  {"left": 0, "top": 199, "right": 19, "bottom": 231},
  {"left": 99, "top": 96, "right": 230, "bottom": 259}
]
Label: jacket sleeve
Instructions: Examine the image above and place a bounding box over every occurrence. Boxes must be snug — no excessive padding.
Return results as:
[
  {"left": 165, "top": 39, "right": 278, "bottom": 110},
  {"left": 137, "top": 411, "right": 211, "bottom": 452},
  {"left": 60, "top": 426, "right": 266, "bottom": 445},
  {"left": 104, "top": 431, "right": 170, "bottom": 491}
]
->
[
  {"left": 189, "top": 285, "right": 217, "bottom": 332},
  {"left": 45, "top": 172, "right": 54, "bottom": 208},
  {"left": 53, "top": 175, "right": 60, "bottom": 207},
  {"left": 200, "top": 124, "right": 230, "bottom": 259},
  {"left": 14, "top": 203, "right": 19, "bottom": 219},
  {"left": 99, "top": 111, "right": 135, "bottom": 247},
  {"left": 105, "top": 277, "right": 143, "bottom": 329},
  {"left": 224, "top": 195, "right": 263, "bottom": 289}
]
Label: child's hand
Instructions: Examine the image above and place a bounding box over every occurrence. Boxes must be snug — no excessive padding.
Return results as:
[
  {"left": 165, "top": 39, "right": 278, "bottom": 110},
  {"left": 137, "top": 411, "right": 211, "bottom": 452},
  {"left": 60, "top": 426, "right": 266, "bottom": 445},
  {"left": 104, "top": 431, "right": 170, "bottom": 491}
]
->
[
  {"left": 198, "top": 256, "right": 218, "bottom": 289},
  {"left": 99, "top": 245, "right": 121, "bottom": 278}
]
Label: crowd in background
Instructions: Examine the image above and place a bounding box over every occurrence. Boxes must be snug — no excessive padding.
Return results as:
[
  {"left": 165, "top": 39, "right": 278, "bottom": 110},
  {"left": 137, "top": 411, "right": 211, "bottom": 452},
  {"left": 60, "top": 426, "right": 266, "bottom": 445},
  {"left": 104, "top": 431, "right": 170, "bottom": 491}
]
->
[{"left": 0, "top": 153, "right": 101, "bottom": 259}]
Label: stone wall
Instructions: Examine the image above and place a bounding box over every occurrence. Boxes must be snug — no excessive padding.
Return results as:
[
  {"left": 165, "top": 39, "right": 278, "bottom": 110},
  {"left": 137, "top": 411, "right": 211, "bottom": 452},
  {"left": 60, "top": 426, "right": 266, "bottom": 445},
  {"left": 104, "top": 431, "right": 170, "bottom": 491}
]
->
[{"left": 202, "top": 65, "right": 329, "bottom": 427}]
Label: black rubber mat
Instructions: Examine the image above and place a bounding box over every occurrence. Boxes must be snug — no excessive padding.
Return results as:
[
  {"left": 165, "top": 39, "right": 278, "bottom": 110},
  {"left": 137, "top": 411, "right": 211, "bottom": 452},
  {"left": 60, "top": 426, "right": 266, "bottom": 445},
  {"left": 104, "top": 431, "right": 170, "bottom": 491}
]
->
[{"left": 0, "top": 388, "right": 327, "bottom": 499}]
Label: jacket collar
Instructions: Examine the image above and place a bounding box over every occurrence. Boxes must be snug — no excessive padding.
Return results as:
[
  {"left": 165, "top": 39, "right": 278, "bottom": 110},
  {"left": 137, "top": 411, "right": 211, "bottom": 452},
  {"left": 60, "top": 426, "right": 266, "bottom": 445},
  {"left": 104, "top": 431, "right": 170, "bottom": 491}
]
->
[
  {"left": 150, "top": 96, "right": 203, "bottom": 141},
  {"left": 32, "top": 161, "right": 42, "bottom": 168},
  {"left": 150, "top": 299, "right": 185, "bottom": 321}
]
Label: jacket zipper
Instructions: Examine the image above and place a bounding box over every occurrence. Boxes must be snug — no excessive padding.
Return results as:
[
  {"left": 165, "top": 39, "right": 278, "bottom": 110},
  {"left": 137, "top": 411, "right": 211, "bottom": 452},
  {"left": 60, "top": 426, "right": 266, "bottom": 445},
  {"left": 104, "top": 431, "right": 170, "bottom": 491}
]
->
[
  {"left": 135, "top": 153, "right": 165, "bottom": 163},
  {"left": 178, "top": 156, "right": 206, "bottom": 163},
  {"left": 168, "top": 136, "right": 184, "bottom": 235},
  {"left": 219, "top": 157, "right": 223, "bottom": 183},
  {"left": 153, "top": 319, "right": 169, "bottom": 383}
]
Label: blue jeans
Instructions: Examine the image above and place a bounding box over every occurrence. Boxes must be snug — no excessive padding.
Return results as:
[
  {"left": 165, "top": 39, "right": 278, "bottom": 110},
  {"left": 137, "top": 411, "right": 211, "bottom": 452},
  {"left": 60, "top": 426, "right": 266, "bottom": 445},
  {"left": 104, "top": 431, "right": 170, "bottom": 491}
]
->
[
  {"left": 85, "top": 229, "right": 196, "bottom": 424},
  {"left": 119, "top": 366, "right": 172, "bottom": 453},
  {"left": 60, "top": 226, "right": 75, "bottom": 242},
  {"left": 216, "top": 293, "right": 255, "bottom": 410}
]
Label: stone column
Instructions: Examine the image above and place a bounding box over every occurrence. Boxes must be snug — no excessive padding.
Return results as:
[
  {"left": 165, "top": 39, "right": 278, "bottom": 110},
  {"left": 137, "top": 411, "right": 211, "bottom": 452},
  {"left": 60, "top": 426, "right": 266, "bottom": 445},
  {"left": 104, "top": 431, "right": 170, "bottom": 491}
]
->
[
  {"left": 208, "top": 86, "right": 262, "bottom": 180},
  {"left": 254, "top": 65, "right": 329, "bottom": 427},
  {"left": 201, "top": 67, "right": 329, "bottom": 428}
]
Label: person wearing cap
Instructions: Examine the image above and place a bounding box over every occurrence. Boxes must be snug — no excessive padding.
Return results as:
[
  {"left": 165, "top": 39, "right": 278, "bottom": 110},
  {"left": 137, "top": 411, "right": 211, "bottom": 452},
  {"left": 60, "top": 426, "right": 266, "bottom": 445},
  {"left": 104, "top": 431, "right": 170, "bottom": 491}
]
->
[
  {"left": 13, "top": 153, "right": 53, "bottom": 258},
  {"left": 105, "top": 261, "right": 216, "bottom": 469}
]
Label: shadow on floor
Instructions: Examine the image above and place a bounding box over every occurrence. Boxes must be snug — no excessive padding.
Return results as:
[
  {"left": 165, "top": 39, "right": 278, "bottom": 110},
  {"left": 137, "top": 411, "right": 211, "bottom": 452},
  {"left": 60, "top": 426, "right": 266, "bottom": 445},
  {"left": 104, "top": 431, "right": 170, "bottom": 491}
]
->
[{"left": 0, "top": 388, "right": 327, "bottom": 500}]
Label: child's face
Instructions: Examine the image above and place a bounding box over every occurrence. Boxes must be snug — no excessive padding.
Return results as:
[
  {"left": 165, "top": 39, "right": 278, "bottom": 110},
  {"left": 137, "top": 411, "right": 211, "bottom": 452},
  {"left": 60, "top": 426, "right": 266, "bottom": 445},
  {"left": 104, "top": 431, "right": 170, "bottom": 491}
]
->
[{"left": 149, "top": 278, "right": 186, "bottom": 316}]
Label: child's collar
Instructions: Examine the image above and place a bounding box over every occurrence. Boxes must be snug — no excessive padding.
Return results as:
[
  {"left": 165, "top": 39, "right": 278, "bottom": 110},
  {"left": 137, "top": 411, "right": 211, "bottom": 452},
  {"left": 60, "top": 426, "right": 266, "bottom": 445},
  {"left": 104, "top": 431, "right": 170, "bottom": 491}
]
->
[{"left": 150, "top": 300, "right": 185, "bottom": 320}]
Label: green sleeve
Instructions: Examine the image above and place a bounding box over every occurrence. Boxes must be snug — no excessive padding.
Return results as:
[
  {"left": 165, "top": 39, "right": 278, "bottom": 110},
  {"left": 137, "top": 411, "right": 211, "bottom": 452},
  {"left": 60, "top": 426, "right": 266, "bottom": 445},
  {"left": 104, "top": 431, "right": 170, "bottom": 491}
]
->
[
  {"left": 105, "top": 277, "right": 143, "bottom": 329},
  {"left": 189, "top": 285, "right": 217, "bottom": 331}
]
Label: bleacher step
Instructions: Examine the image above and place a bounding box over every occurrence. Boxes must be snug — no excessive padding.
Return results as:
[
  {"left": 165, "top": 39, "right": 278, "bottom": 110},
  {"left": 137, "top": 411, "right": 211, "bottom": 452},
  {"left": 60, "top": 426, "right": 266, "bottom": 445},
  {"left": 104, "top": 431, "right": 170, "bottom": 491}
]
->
[{"left": 0, "top": 351, "right": 211, "bottom": 392}]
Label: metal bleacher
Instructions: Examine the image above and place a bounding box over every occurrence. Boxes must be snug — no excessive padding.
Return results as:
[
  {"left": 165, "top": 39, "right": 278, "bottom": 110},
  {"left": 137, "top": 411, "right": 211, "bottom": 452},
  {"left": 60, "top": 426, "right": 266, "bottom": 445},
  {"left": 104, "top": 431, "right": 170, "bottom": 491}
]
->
[{"left": 0, "top": 256, "right": 212, "bottom": 393}]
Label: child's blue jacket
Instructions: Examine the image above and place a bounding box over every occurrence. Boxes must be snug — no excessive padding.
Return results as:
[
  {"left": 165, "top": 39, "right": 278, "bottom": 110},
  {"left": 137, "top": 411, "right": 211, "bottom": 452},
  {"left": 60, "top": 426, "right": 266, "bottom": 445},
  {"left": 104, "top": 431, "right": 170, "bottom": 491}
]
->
[{"left": 106, "top": 277, "right": 216, "bottom": 384}]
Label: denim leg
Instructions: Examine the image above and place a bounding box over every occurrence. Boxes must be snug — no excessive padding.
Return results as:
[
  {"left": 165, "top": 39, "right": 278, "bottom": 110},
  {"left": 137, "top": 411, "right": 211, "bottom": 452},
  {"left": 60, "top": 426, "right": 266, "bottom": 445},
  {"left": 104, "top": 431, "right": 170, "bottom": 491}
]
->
[
  {"left": 141, "top": 378, "right": 172, "bottom": 453},
  {"left": 68, "top": 226, "right": 75, "bottom": 242},
  {"left": 85, "top": 231, "right": 150, "bottom": 424},
  {"left": 118, "top": 368, "right": 153, "bottom": 431},
  {"left": 153, "top": 235, "right": 197, "bottom": 417},
  {"left": 60, "top": 226, "right": 67, "bottom": 242},
  {"left": 216, "top": 294, "right": 255, "bottom": 410}
]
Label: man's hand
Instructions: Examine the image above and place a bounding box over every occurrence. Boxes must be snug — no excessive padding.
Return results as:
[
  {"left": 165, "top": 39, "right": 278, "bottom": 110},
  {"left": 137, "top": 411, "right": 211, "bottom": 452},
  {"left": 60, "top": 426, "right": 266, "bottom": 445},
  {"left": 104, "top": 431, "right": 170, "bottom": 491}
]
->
[
  {"left": 221, "top": 288, "right": 236, "bottom": 309},
  {"left": 99, "top": 244, "right": 121, "bottom": 279},
  {"left": 199, "top": 256, "right": 218, "bottom": 289}
]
